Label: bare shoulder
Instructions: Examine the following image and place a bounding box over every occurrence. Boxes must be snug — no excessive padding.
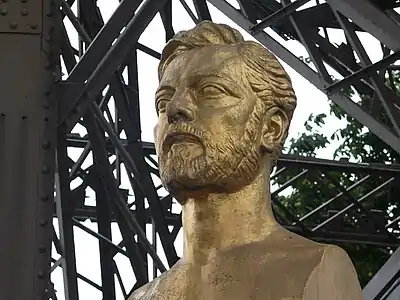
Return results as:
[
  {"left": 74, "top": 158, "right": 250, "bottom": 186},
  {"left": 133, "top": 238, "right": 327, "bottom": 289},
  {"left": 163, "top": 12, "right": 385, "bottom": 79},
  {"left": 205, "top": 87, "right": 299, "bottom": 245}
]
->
[
  {"left": 303, "top": 244, "right": 363, "bottom": 300},
  {"left": 128, "top": 261, "right": 186, "bottom": 300},
  {"left": 318, "top": 244, "right": 360, "bottom": 276},
  {"left": 128, "top": 281, "right": 153, "bottom": 300},
  {"left": 128, "top": 275, "right": 164, "bottom": 300},
  {"left": 322, "top": 244, "right": 353, "bottom": 260}
]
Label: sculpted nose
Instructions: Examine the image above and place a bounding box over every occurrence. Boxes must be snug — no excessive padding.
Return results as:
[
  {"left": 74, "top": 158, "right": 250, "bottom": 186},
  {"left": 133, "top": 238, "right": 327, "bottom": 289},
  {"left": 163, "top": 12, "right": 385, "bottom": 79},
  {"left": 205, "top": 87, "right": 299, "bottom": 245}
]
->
[{"left": 166, "top": 98, "right": 195, "bottom": 124}]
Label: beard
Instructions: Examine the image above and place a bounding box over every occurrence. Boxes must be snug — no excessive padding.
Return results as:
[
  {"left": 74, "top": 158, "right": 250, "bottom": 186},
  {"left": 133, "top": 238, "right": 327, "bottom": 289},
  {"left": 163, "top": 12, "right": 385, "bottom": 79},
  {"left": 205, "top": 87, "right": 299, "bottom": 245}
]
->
[{"left": 158, "top": 104, "right": 264, "bottom": 198}]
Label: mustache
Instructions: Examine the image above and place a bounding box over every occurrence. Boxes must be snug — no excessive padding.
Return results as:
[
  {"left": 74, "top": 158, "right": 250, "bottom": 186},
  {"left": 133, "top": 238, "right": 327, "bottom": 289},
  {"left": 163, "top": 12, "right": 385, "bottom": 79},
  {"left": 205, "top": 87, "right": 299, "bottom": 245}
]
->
[{"left": 161, "top": 123, "right": 209, "bottom": 151}]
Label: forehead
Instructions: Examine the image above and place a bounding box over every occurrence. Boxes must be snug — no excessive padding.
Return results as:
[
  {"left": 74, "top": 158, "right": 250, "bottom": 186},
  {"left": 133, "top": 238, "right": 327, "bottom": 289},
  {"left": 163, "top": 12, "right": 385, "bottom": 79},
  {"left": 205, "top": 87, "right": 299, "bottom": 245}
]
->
[{"left": 159, "top": 45, "right": 244, "bottom": 87}]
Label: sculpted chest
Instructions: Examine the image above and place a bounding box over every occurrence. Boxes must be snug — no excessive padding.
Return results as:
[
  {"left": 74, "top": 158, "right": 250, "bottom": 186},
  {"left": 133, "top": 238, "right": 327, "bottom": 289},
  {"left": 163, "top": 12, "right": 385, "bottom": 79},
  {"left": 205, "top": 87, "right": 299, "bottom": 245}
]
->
[{"left": 134, "top": 249, "right": 321, "bottom": 300}]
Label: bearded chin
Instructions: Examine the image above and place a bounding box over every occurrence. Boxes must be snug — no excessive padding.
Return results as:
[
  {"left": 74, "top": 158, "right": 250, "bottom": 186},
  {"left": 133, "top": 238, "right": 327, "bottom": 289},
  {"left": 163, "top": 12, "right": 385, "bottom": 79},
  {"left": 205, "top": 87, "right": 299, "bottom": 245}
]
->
[
  {"left": 160, "top": 155, "right": 205, "bottom": 191},
  {"left": 159, "top": 135, "right": 262, "bottom": 197}
]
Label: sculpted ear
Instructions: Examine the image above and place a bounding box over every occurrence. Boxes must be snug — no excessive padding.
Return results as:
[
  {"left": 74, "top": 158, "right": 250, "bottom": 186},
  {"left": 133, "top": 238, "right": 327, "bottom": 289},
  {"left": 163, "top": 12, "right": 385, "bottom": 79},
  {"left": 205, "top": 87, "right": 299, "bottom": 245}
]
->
[{"left": 260, "top": 107, "right": 289, "bottom": 153}]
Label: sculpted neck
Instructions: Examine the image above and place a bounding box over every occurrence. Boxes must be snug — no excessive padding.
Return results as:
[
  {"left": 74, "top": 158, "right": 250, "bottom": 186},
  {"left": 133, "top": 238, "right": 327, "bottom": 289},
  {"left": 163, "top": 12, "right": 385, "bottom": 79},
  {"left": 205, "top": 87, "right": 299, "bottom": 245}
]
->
[{"left": 181, "top": 159, "right": 279, "bottom": 265}]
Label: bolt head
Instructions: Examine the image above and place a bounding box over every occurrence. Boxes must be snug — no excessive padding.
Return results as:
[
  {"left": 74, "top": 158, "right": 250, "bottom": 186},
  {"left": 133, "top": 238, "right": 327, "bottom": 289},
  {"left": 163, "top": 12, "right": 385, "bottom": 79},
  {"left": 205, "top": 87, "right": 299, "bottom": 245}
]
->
[
  {"left": 41, "top": 165, "right": 49, "bottom": 173},
  {"left": 37, "top": 271, "right": 45, "bottom": 279},
  {"left": 39, "top": 220, "right": 48, "bottom": 226},
  {"left": 42, "top": 141, "right": 50, "bottom": 149},
  {"left": 0, "top": 7, "right": 8, "bottom": 16}
]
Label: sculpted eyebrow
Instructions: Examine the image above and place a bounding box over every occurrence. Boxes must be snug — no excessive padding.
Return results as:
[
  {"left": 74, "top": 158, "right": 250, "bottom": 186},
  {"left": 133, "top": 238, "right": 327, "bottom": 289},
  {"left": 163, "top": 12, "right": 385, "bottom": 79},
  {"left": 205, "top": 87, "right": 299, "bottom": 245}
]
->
[
  {"left": 155, "top": 85, "right": 175, "bottom": 96},
  {"left": 188, "top": 73, "right": 232, "bottom": 84}
]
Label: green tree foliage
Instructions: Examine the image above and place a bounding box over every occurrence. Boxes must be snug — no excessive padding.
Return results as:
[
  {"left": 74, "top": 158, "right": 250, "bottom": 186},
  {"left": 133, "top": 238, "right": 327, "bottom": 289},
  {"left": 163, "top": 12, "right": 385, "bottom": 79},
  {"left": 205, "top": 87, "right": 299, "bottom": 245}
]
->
[{"left": 273, "top": 72, "right": 400, "bottom": 286}]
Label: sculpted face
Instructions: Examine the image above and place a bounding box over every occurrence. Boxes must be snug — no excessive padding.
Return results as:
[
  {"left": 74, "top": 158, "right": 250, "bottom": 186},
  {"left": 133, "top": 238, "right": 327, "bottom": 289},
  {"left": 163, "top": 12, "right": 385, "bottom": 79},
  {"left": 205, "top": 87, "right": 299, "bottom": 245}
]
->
[{"left": 154, "top": 45, "right": 265, "bottom": 199}]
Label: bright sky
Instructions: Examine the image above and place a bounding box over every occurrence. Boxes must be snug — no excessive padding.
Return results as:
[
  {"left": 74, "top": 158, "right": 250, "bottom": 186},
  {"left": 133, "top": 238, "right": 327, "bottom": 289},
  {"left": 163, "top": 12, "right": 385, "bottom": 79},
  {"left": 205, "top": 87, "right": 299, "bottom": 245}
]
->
[{"left": 52, "top": 0, "right": 385, "bottom": 299}]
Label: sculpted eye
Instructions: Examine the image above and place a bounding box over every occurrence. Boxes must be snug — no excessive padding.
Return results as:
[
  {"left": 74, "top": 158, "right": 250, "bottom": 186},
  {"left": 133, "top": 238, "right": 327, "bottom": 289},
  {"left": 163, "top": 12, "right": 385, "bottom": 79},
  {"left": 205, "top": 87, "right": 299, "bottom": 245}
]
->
[
  {"left": 201, "top": 84, "right": 227, "bottom": 95},
  {"left": 156, "top": 99, "right": 169, "bottom": 114}
]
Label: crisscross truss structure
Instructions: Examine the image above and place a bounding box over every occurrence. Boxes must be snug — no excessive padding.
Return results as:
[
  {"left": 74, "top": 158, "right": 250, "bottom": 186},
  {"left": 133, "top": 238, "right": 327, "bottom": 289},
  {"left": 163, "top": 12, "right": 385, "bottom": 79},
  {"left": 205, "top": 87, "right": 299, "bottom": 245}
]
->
[{"left": 2, "top": 0, "right": 400, "bottom": 299}]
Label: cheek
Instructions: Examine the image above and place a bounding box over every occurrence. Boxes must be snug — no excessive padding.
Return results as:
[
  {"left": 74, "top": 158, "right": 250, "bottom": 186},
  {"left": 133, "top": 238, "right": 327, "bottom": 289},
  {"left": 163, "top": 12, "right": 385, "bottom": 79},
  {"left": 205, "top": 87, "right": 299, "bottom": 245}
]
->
[
  {"left": 225, "top": 95, "right": 254, "bottom": 123},
  {"left": 154, "top": 117, "right": 167, "bottom": 150}
]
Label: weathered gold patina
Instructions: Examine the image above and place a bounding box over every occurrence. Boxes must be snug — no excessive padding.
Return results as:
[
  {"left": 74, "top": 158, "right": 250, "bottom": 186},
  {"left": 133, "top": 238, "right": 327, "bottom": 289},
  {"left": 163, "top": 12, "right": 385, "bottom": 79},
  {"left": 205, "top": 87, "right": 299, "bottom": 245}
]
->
[{"left": 130, "top": 21, "right": 363, "bottom": 300}]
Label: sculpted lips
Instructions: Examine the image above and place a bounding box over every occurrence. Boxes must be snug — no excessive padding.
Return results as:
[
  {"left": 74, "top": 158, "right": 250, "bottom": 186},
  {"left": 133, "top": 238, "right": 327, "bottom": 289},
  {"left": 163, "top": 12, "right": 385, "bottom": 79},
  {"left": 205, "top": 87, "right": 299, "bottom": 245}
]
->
[{"left": 162, "top": 132, "right": 202, "bottom": 152}]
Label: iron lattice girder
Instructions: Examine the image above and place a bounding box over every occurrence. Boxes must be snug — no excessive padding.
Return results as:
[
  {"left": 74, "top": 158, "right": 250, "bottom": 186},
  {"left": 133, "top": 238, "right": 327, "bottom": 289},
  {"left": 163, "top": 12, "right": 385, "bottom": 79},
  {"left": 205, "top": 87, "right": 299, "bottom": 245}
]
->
[{"left": 59, "top": 0, "right": 170, "bottom": 133}]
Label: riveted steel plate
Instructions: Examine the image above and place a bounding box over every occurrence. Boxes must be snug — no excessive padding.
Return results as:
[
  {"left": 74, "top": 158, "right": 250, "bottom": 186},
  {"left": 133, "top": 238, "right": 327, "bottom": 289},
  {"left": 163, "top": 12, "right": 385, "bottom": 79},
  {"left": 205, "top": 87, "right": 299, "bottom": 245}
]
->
[{"left": 0, "top": 0, "right": 42, "bottom": 34}]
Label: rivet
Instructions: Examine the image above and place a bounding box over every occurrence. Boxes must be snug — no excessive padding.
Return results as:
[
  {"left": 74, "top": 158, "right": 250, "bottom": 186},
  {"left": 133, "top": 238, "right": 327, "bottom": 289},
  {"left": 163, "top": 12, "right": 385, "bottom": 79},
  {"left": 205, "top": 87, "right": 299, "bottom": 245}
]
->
[
  {"left": 42, "top": 141, "right": 50, "bottom": 149},
  {"left": 37, "top": 271, "right": 44, "bottom": 279},
  {"left": 20, "top": 9, "right": 28, "bottom": 16},
  {"left": 39, "top": 219, "right": 48, "bottom": 226},
  {"left": 1, "top": 0, "right": 8, "bottom": 3},
  {"left": 38, "top": 245, "right": 46, "bottom": 253},
  {"left": 0, "top": 113, "right": 5, "bottom": 117},
  {"left": 21, "top": 0, "right": 28, "bottom": 3},
  {"left": 10, "top": 22, "right": 18, "bottom": 29},
  {"left": 41, "top": 165, "right": 49, "bottom": 174},
  {"left": 30, "top": 23, "right": 37, "bottom": 30},
  {"left": 46, "top": 11, "right": 52, "bottom": 17},
  {"left": 40, "top": 195, "right": 49, "bottom": 201},
  {"left": 0, "top": 7, "right": 7, "bottom": 16},
  {"left": 43, "top": 102, "right": 51, "bottom": 109}
]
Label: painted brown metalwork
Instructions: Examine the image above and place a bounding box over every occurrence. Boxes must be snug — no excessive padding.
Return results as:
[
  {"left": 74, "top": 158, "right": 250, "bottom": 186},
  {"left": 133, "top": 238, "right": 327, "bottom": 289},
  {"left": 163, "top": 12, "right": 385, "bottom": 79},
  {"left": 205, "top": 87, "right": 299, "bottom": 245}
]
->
[{"left": 0, "top": 0, "right": 60, "bottom": 299}]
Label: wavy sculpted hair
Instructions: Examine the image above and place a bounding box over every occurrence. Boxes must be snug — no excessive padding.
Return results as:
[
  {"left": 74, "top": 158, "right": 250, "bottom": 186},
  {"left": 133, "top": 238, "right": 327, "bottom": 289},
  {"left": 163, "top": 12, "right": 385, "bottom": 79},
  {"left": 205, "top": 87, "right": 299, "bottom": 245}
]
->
[{"left": 158, "top": 21, "right": 297, "bottom": 161}]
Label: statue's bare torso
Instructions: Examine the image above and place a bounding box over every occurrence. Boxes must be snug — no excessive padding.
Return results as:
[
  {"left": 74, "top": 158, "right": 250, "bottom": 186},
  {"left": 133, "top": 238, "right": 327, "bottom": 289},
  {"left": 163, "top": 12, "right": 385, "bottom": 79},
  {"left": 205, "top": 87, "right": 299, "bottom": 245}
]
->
[{"left": 130, "top": 228, "right": 362, "bottom": 300}]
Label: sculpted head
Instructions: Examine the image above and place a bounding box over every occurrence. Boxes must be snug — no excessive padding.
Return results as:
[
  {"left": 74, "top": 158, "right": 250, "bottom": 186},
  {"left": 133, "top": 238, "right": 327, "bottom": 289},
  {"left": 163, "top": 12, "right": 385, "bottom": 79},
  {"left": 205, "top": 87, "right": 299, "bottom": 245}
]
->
[{"left": 154, "top": 21, "right": 296, "bottom": 201}]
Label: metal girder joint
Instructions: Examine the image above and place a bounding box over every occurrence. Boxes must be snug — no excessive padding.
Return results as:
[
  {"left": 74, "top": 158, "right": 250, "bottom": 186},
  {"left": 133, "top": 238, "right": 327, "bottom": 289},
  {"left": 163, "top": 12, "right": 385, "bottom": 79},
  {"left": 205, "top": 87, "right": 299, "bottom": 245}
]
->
[
  {"left": 326, "top": 0, "right": 400, "bottom": 51},
  {"left": 325, "top": 51, "right": 400, "bottom": 94},
  {"left": 249, "top": 0, "right": 311, "bottom": 34}
]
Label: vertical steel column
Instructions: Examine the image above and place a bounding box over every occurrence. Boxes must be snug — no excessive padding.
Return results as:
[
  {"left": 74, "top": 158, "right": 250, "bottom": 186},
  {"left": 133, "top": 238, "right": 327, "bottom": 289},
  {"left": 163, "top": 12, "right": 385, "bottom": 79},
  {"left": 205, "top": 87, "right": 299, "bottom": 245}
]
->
[{"left": 0, "top": 0, "right": 60, "bottom": 299}]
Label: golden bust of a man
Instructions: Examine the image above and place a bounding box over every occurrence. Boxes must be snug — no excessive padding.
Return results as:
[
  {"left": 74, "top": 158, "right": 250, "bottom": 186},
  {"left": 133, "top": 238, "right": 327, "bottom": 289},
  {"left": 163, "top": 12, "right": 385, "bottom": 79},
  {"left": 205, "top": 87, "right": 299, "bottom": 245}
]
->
[{"left": 130, "top": 21, "right": 363, "bottom": 300}]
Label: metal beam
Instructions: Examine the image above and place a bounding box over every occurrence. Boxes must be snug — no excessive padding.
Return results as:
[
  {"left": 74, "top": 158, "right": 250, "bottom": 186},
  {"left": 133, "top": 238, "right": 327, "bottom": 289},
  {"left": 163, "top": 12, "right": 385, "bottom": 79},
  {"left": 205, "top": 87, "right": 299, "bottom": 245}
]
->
[
  {"left": 56, "top": 130, "right": 80, "bottom": 300},
  {"left": 206, "top": 0, "right": 400, "bottom": 155},
  {"left": 193, "top": 0, "right": 212, "bottom": 21},
  {"left": 250, "top": 0, "right": 312, "bottom": 34},
  {"left": 326, "top": 0, "right": 400, "bottom": 51},
  {"left": 94, "top": 175, "right": 116, "bottom": 300},
  {"left": 67, "top": 0, "right": 143, "bottom": 83},
  {"left": 363, "top": 247, "right": 400, "bottom": 300},
  {"left": 0, "top": 0, "right": 59, "bottom": 298},
  {"left": 326, "top": 50, "right": 400, "bottom": 94}
]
